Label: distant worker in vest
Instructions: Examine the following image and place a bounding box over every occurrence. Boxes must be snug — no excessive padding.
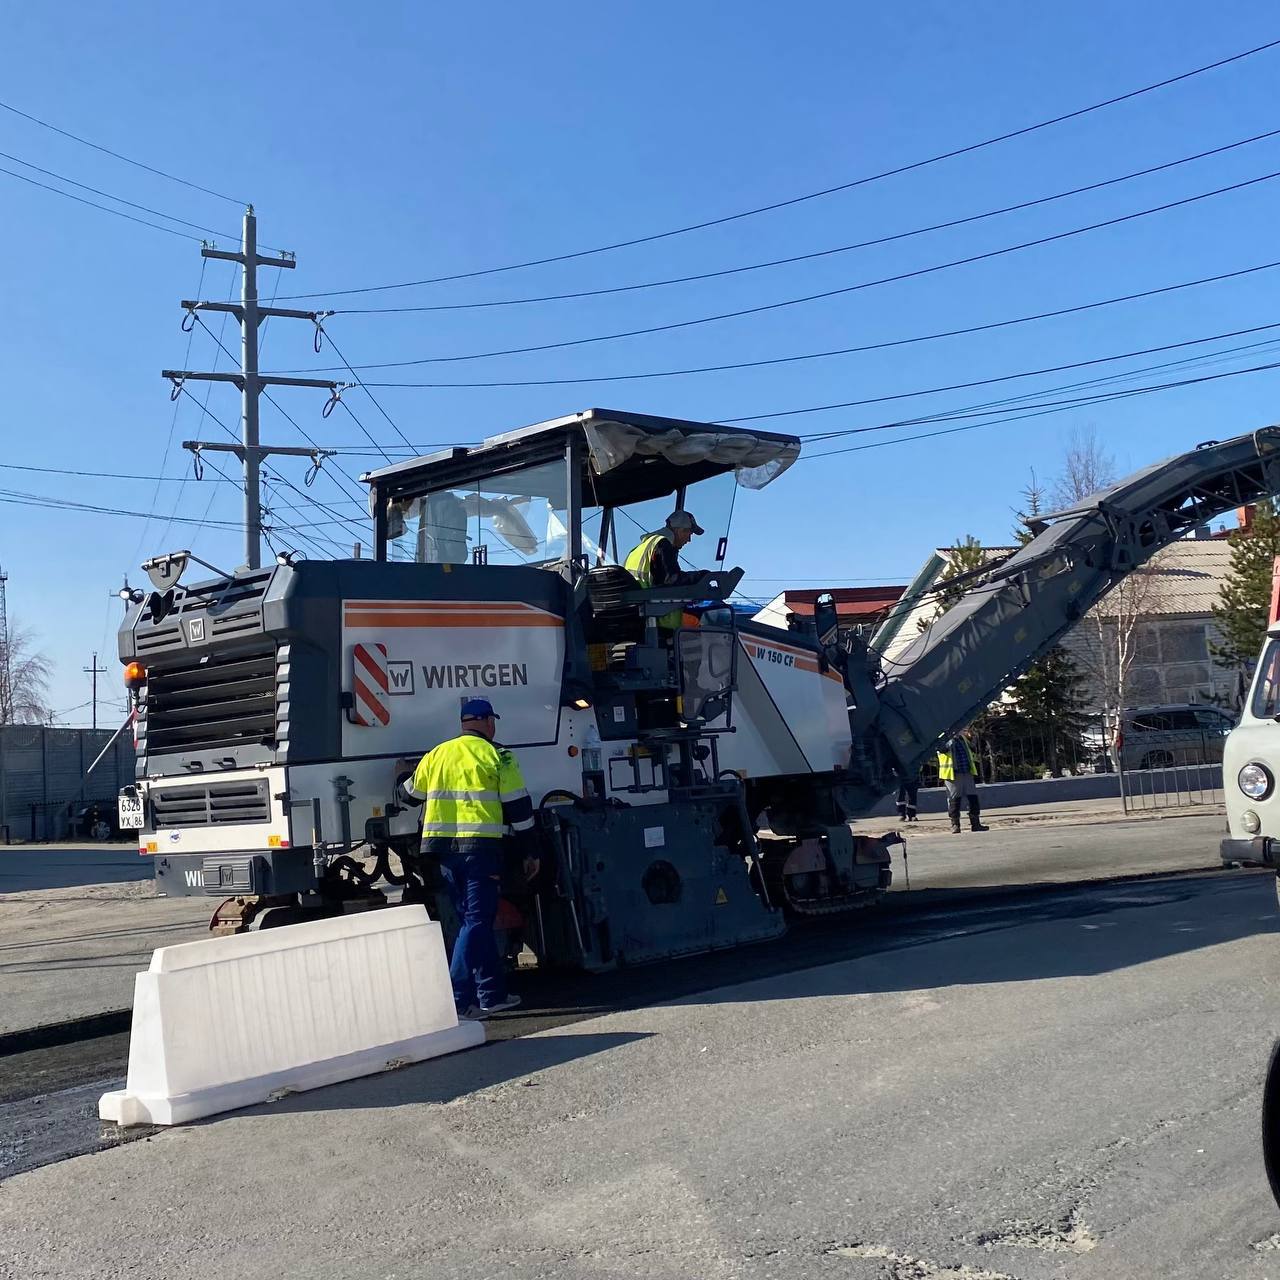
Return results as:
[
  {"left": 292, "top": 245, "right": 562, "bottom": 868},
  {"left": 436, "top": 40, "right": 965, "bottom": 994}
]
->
[
  {"left": 937, "top": 729, "right": 989, "bottom": 834},
  {"left": 399, "top": 698, "right": 533, "bottom": 1019},
  {"left": 624, "top": 509, "right": 707, "bottom": 630},
  {"left": 895, "top": 770, "right": 919, "bottom": 824}
]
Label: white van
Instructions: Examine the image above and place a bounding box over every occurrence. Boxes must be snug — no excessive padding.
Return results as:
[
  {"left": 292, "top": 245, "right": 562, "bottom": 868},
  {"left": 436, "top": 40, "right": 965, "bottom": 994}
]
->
[{"left": 1222, "top": 594, "right": 1280, "bottom": 869}]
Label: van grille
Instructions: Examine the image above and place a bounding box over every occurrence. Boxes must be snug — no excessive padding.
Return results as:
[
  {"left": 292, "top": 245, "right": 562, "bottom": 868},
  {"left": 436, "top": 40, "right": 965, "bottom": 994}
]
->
[
  {"left": 145, "top": 644, "right": 277, "bottom": 755},
  {"left": 152, "top": 779, "right": 271, "bottom": 828}
]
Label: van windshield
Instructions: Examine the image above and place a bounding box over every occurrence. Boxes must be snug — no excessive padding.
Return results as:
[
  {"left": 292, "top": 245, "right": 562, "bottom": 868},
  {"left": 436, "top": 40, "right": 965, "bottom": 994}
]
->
[{"left": 1251, "top": 639, "right": 1280, "bottom": 718}]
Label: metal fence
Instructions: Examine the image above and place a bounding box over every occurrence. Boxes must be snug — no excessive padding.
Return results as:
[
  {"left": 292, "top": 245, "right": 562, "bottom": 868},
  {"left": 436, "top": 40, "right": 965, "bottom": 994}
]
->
[
  {"left": 1118, "top": 760, "right": 1223, "bottom": 813},
  {"left": 0, "top": 723, "right": 136, "bottom": 842}
]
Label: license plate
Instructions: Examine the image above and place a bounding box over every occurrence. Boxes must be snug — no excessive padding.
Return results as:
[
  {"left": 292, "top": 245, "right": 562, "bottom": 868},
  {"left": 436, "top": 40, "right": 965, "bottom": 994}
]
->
[{"left": 117, "top": 793, "right": 145, "bottom": 829}]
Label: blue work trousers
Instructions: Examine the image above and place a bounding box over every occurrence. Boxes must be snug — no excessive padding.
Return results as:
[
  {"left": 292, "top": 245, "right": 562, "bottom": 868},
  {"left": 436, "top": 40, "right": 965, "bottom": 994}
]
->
[{"left": 438, "top": 846, "right": 506, "bottom": 1011}]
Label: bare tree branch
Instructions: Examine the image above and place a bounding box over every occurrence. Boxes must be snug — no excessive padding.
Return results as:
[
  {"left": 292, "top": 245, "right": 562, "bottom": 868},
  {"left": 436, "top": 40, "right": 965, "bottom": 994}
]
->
[
  {"left": 1051, "top": 424, "right": 1117, "bottom": 508},
  {"left": 0, "top": 624, "right": 54, "bottom": 724}
]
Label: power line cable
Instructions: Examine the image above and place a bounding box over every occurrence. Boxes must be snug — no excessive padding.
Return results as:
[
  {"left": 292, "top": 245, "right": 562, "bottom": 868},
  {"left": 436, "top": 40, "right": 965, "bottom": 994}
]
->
[
  {"left": 803, "top": 357, "right": 1280, "bottom": 459},
  {"left": 326, "top": 129, "right": 1280, "bottom": 315},
  {"left": 348, "top": 259, "right": 1280, "bottom": 388},
  {"left": 795, "top": 339, "right": 1280, "bottom": 445},
  {"left": 0, "top": 97, "right": 248, "bottom": 206},
  {"left": 155, "top": 265, "right": 240, "bottom": 546},
  {"left": 0, "top": 163, "right": 206, "bottom": 241},
  {"left": 0, "top": 150, "right": 256, "bottom": 244},
  {"left": 317, "top": 325, "right": 416, "bottom": 451},
  {"left": 716, "top": 321, "right": 1280, "bottom": 429},
  {"left": 0, "top": 487, "right": 246, "bottom": 527},
  {"left": 133, "top": 256, "right": 208, "bottom": 562},
  {"left": 290, "top": 168, "right": 1280, "bottom": 373},
  {"left": 277, "top": 36, "right": 1280, "bottom": 300}
]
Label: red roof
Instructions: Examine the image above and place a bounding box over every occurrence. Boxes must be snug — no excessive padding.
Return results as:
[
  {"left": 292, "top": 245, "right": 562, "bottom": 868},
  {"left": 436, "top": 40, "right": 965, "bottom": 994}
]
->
[{"left": 781, "top": 586, "right": 906, "bottom": 621}]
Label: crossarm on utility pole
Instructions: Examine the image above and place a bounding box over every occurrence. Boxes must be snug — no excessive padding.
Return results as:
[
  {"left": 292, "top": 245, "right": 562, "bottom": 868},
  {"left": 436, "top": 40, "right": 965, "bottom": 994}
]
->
[
  {"left": 164, "top": 370, "right": 340, "bottom": 391},
  {"left": 181, "top": 301, "right": 322, "bottom": 322}
]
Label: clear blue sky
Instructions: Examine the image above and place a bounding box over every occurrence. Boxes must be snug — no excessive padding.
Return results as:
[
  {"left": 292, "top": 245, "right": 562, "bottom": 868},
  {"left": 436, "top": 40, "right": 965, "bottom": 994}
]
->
[{"left": 3, "top": 1, "right": 1279, "bottom": 723}]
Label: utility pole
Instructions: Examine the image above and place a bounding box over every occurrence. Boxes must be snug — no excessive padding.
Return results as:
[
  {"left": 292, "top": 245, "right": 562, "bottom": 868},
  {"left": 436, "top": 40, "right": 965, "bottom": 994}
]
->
[
  {"left": 162, "top": 208, "right": 343, "bottom": 570},
  {"left": 83, "top": 652, "right": 106, "bottom": 731}
]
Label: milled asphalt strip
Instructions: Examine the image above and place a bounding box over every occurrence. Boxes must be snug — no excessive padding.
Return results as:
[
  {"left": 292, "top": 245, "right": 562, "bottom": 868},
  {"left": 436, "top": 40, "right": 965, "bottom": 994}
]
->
[{"left": 0, "top": 861, "right": 1242, "bottom": 1060}]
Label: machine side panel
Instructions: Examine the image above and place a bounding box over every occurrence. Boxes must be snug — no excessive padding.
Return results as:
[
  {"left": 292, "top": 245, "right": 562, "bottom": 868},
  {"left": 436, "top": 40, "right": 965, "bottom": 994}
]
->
[
  {"left": 714, "top": 630, "right": 850, "bottom": 777},
  {"left": 738, "top": 632, "right": 850, "bottom": 772},
  {"left": 339, "top": 599, "right": 566, "bottom": 757}
]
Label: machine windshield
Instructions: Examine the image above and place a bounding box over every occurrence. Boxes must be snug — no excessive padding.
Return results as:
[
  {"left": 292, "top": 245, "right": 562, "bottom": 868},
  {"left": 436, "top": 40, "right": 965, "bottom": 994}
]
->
[
  {"left": 387, "top": 458, "right": 600, "bottom": 567},
  {"left": 601, "top": 472, "right": 738, "bottom": 574}
]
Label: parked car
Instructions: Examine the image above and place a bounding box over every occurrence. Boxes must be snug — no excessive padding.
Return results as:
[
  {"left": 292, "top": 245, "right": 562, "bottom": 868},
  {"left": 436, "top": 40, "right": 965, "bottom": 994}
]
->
[
  {"left": 1111, "top": 704, "right": 1236, "bottom": 772},
  {"left": 72, "top": 801, "right": 124, "bottom": 841}
]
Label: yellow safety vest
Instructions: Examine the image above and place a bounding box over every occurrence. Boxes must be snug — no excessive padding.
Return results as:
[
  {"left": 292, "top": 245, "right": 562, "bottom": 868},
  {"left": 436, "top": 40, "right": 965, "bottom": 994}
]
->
[
  {"left": 624, "top": 533, "right": 683, "bottom": 631},
  {"left": 936, "top": 749, "right": 954, "bottom": 781},
  {"left": 405, "top": 733, "right": 532, "bottom": 847}
]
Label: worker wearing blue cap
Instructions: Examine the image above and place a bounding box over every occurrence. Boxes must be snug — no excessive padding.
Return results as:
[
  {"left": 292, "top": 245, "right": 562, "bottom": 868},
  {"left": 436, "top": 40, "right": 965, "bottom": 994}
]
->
[{"left": 400, "top": 697, "right": 533, "bottom": 1017}]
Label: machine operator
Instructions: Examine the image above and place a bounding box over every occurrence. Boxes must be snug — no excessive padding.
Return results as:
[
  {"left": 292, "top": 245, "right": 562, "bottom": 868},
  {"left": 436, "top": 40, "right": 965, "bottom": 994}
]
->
[
  {"left": 399, "top": 697, "right": 533, "bottom": 1019},
  {"left": 624, "top": 509, "right": 707, "bottom": 630}
]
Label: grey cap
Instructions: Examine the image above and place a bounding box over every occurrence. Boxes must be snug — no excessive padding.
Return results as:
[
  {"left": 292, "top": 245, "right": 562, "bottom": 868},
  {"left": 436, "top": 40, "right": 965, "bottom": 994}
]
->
[{"left": 666, "top": 509, "right": 705, "bottom": 535}]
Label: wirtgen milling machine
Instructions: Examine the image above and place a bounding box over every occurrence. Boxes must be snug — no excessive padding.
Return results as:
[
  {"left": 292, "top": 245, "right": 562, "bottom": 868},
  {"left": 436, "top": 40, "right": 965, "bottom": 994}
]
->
[{"left": 117, "top": 410, "right": 1280, "bottom": 967}]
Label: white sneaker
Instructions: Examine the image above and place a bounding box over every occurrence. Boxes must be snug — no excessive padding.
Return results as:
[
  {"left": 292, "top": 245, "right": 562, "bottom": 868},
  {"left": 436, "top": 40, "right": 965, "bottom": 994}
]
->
[{"left": 479, "top": 994, "right": 522, "bottom": 1015}]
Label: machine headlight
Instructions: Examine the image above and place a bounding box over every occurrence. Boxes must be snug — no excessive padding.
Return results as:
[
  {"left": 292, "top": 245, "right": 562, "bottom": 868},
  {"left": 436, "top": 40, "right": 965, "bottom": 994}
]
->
[
  {"left": 1242, "top": 810, "right": 1262, "bottom": 834},
  {"left": 1239, "top": 763, "right": 1273, "bottom": 800}
]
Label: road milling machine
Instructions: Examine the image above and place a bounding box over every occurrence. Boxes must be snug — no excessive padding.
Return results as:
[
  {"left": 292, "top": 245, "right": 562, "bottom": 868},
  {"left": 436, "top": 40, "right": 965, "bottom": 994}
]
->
[{"left": 117, "top": 410, "right": 1280, "bottom": 968}]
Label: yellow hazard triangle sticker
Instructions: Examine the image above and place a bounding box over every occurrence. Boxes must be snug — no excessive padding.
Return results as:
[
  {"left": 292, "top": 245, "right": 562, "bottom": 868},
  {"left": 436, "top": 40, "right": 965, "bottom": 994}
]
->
[{"left": 715, "top": 887, "right": 729, "bottom": 905}]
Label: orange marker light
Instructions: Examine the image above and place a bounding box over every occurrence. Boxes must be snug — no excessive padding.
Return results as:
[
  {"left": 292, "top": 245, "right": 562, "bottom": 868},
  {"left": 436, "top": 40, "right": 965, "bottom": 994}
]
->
[
  {"left": 123, "top": 661, "right": 147, "bottom": 690},
  {"left": 567, "top": 745, "right": 580, "bottom": 757}
]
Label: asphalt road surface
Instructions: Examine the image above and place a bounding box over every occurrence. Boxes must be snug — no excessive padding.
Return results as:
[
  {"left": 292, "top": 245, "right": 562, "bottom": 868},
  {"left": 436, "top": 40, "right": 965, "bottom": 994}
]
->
[{"left": 2, "top": 868, "right": 1279, "bottom": 1279}]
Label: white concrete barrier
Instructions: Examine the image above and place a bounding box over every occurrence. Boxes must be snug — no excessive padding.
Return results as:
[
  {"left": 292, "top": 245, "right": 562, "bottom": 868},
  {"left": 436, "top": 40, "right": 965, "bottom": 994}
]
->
[{"left": 100, "top": 905, "right": 483, "bottom": 1127}]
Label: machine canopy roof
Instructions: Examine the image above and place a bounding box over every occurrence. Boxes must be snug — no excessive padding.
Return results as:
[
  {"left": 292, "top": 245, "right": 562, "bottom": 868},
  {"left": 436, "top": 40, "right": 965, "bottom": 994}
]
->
[{"left": 361, "top": 408, "right": 802, "bottom": 507}]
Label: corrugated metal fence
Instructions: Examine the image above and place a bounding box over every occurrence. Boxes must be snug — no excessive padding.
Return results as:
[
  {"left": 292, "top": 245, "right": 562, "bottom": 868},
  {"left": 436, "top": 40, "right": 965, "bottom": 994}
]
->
[{"left": 0, "top": 724, "right": 136, "bottom": 842}]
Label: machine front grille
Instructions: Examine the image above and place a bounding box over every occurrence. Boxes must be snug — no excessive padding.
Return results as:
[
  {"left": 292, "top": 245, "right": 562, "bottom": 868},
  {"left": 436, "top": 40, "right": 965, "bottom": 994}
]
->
[
  {"left": 145, "top": 644, "right": 278, "bottom": 755},
  {"left": 152, "top": 779, "right": 271, "bottom": 827}
]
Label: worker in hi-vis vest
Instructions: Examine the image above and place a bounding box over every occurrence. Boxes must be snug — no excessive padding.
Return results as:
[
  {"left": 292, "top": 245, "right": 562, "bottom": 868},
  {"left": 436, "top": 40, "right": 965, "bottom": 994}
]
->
[
  {"left": 623, "top": 509, "right": 707, "bottom": 630},
  {"left": 937, "top": 729, "right": 989, "bottom": 834},
  {"left": 399, "top": 697, "right": 533, "bottom": 1019}
]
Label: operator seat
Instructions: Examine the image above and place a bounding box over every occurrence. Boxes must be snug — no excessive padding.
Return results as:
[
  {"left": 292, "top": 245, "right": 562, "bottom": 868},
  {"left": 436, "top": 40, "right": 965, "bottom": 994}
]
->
[{"left": 584, "top": 565, "right": 645, "bottom": 644}]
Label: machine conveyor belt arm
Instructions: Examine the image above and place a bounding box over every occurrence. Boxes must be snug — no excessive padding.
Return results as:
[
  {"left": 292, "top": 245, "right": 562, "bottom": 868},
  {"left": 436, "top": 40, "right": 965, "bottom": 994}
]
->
[{"left": 870, "top": 427, "right": 1280, "bottom": 778}]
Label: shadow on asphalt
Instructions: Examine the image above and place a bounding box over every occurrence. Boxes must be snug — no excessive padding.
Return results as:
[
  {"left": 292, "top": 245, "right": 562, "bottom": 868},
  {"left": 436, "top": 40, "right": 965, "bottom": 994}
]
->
[
  {"left": 232, "top": 873, "right": 1277, "bottom": 1121},
  {"left": 248, "top": 1031, "right": 653, "bottom": 1117},
  {"left": 0, "top": 846, "right": 150, "bottom": 892}
]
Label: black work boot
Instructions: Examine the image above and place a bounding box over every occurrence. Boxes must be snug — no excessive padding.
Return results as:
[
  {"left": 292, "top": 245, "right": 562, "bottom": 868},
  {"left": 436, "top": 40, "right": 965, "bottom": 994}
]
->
[
  {"left": 948, "top": 797, "right": 962, "bottom": 834},
  {"left": 968, "top": 796, "right": 989, "bottom": 832}
]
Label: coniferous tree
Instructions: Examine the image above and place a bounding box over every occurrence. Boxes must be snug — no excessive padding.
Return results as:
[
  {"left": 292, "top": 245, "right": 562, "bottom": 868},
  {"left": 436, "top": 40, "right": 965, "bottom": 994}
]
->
[{"left": 1212, "top": 499, "right": 1280, "bottom": 672}]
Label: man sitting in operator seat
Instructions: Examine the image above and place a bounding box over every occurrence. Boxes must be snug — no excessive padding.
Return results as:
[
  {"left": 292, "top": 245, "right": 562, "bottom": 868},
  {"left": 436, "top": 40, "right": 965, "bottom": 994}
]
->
[{"left": 623, "top": 509, "right": 707, "bottom": 631}]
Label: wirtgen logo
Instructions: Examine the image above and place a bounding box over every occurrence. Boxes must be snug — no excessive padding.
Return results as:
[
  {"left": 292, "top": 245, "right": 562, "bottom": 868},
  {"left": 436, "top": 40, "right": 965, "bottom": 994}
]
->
[{"left": 421, "top": 662, "right": 529, "bottom": 689}]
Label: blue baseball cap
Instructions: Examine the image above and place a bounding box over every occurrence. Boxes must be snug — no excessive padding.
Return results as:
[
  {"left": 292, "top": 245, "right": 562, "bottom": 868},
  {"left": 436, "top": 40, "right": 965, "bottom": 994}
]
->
[{"left": 460, "top": 697, "right": 499, "bottom": 721}]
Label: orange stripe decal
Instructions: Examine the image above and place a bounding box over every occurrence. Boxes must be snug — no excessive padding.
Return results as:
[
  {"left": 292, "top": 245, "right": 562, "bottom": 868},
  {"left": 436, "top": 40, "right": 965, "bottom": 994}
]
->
[{"left": 345, "top": 612, "right": 563, "bottom": 629}]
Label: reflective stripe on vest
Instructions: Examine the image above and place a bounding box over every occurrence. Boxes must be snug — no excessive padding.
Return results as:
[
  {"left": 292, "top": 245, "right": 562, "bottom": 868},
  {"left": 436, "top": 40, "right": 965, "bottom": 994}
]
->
[{"left": 624, "top": 533, "right": 683, "bottom": 630}]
